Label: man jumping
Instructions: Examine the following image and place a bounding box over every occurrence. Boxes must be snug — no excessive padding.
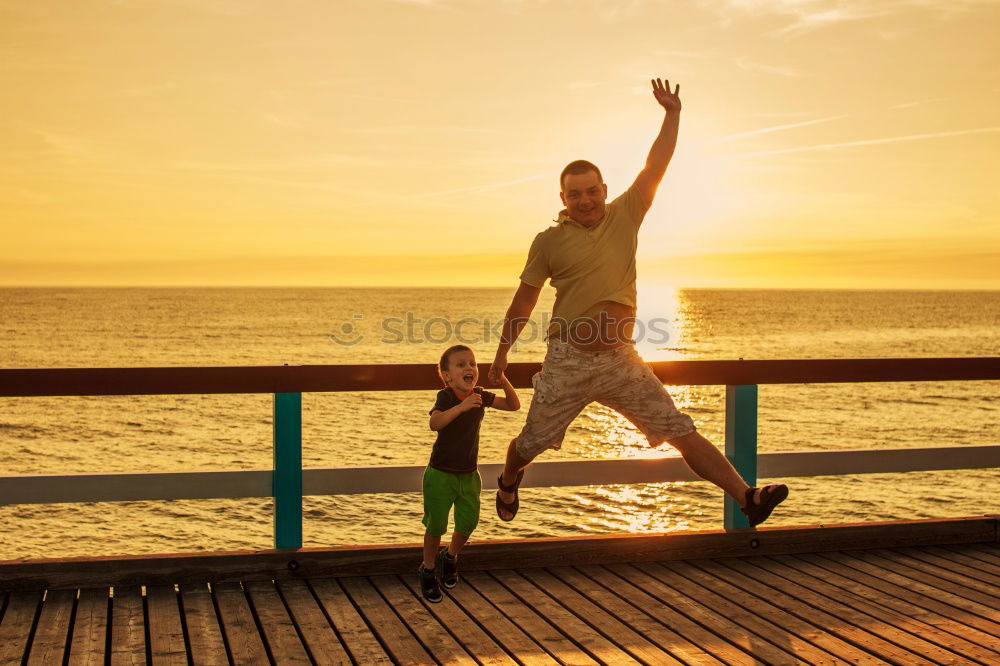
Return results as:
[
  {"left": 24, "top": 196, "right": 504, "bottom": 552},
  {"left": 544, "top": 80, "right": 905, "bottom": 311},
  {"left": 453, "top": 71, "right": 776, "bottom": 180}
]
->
[{"left": 488, "top": 77, "right": 788, "bottom": 527}]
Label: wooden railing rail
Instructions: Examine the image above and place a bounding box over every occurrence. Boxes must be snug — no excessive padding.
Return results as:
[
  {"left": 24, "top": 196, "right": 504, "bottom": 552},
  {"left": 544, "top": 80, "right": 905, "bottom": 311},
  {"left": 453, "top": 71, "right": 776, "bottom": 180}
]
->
[{"left": 1, "top": 357, "right": 997, "bottom": 549}]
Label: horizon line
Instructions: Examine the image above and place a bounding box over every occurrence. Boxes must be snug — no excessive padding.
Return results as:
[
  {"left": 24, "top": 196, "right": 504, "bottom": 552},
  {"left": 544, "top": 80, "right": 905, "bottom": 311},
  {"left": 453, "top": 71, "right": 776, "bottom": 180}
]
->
[{"left": 2, "top": 284, "right": 998, "bottom": 292}]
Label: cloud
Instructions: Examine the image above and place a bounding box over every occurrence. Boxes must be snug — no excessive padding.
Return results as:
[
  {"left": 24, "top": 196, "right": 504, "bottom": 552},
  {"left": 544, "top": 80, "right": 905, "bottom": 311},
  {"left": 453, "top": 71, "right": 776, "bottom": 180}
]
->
[
  {"left": 734, "top": 57, "right": 803, "bottom": 78},
  {"left": 167, "top": 154, "right": 390, "bottom": 172},
  {"left": 710, "top": 114, "right": 849, "bottom": 144},
  {"left": 346, "top": 125, "right": 496, "bottom": 135},
  {"left": 409, "top": 171, "right": 557, "bottom": 201},
  {"left": 102, "top": 0, "right": 249, "bottom": 15},
  {"left": 380, "top": 0, "right": 454, "bottom": 9},
  {"left": 654, "top": 49, "right": 718, "bottom": 60},
  {"left": 753, "top": 111, "right": 814, "bottom": 119},
  {"left": 705, "top": 0, "right": 996, "bottom": 38},
  {"left": 888, "top": 96, "right": 948, "bottom": 110},
  {"left": 724, "top": 126, "right": 1000, "bottom": 159},
  {"left": 116, "top": 82, "right": 180, "bottom": 98},
  {"left": 772, "top": 6, "right": 891, "bottom": 38}
]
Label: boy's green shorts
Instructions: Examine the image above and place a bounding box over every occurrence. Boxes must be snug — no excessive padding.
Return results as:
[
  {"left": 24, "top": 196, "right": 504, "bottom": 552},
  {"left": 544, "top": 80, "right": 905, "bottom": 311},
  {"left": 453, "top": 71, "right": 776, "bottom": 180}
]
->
[{"left": 422, "top": 466, "right": 481, "bottom": 537}]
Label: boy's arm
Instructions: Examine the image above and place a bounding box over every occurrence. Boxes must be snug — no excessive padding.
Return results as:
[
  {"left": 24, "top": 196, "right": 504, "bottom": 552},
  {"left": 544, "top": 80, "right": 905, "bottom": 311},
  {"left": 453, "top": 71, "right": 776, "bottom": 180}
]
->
[
  {"left": 631, "top": 77, "right": 682, "bottom": 213},
  {"left": 429, "top": 394, "right": 481, "bottom": 430},
  {"left": 490, "top": 373, "right": 521, "bottom": 411}
]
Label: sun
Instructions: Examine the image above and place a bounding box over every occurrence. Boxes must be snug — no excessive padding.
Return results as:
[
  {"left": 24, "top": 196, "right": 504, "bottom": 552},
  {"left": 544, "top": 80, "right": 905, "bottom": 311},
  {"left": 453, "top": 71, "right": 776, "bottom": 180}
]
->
[{"left": 594, "top": 125, "right": 744, "bottom": 244}]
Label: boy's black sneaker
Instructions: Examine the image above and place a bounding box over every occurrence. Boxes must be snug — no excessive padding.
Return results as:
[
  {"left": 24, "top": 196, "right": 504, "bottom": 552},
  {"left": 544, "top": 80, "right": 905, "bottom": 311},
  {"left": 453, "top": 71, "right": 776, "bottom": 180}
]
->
[
  {"left": 418, "top": 564, "right": 442, "bottom": 603},
  {"left": 437, "top": 548, "right": 458, "bottom": 589}
]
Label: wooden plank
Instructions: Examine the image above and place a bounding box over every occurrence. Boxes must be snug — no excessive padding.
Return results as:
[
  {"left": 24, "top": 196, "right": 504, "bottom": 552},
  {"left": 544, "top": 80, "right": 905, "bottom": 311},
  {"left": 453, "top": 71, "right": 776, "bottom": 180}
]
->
[
  {"left": 339, "top": 576, "right": 433, "bottom": 665},
  {"left": 632, "top": 561, "right": 817, "bottom": 664},
  {"left": 898, "top": 547, "right": 1000, "bottom": 587},
  {"left": 243, "top": 580, "right": 310, "bottom": 664},
  {"left": 588, "top": 565, "right": 758, "bottom": 666},
  {"left": 3, "top": 516, "right": 994, "bottom": 590},
  {"left": 5, "top": 447, "right": 1000, "bottom": 506},
  {"left": 774, "top": 554, "right": 1000, "bottom": 662},
  {"left": 0, "top": 470, "right": 271, "bottom": 505},
  {"left": 4, "top": 357, "right": 998, "bottom": 397},
  {"left": 872, "top": 548, "right": 1000, "bottom": 600},
  {"left": 519, "top": 568, "right": 682, "bottom": 665},
  {"left": 550, "top": 566, "right": 725, "bottom": 666},
  {"left": 798, "top": 553, "right": 1000, "bottom": 652},
  {"left": 484, "top": 570, "right": 634, "bottom": 665},
  {"left": 442, "top": 572, "right": 561, "bottom": 666},
  {"left": 309, "top": 578, "right": 391, "bottom": 665},
  {"left": 456, "top": 571, "right": 593, "bottom": 666},
  {"left": 369, "top": 575, "right": 474, "bottom": 664},
  {"left": 656, "top": 559, "right": 863, "bottom": 663},
  {"left": 67, "top": 587, "right": 109, "bottom": 666},
  {"left": 739, "top": 555, "right": 986, "bottom": 665},
  {"left": 862, "top": 549, "right": 1000, "bottom": 605},
  {"left": 276, "top": 580, "right": 352, "bottom": 666},
  {"left": 698, "top": 557, "right": 936, "bottom": 664},
  {"left": 177, "top": 583, "right": 228, "bottom": 666},
  {"left": 212, "top": 582, "right": 269, "bottom": 665},
  {"left": 948, "top": 544, "right": 1000, "bottom": 570},
  {"left": 145, "top": 585, "right": 186, "bottom": 665},
  {"left": 109, "top": 585, "right": 145, "bottom": 665},
  {"left": 25, "top": 588, "right": 75, "bottom": 665},
  {"left": 756, "top": 446, "right": 1000, "bottom": 478},
  {"left": 784, "top": 556, "right": 1000, "bottom": 663},
  {"left": 608, "top": 564, "right": 799, "bottom": 664},
  {"left": 312, "top": 458, "right": 701, "bottom": 495},
  {"left": 921, "top": 546, "right": 1000, "bottom": 582},
  {"left": 827, "top": 551, "right": 1000, "bottom": 628},
  {"left": 0, "top": 590, "right": 42, "bottom": 664}
]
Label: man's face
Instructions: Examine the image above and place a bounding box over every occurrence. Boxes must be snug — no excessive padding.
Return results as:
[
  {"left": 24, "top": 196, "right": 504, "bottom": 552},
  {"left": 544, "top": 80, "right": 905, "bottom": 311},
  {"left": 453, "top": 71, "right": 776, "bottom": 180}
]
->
[{"left": 560, "top": 170, "right": 608, "bottom": 226}]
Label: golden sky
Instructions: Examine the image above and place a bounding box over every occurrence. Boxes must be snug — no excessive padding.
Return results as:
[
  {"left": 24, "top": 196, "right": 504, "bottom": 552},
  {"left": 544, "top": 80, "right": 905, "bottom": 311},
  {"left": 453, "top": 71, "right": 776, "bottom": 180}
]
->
[{"left": 2, "top": 0, "right": 998, "bottom": 288}]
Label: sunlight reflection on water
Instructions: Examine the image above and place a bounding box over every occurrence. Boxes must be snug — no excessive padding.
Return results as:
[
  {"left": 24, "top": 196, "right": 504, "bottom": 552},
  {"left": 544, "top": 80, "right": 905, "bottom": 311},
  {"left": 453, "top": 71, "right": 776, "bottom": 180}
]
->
[{"left": 1, "top": 286, "right": 996, "bottom": 558}]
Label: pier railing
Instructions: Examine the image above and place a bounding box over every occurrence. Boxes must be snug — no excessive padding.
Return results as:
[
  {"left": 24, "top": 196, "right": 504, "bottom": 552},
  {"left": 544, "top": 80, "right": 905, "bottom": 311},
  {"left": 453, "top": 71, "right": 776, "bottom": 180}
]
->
[{"left": 1, "top": 357, "right": 998, "bottom": 549}]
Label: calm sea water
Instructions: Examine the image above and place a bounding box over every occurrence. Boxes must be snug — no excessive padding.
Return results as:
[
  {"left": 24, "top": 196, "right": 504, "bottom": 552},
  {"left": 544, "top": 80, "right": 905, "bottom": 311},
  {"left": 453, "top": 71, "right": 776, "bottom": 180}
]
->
[{"left": 0, "top": 287, "right": 997, "bottom": 560}]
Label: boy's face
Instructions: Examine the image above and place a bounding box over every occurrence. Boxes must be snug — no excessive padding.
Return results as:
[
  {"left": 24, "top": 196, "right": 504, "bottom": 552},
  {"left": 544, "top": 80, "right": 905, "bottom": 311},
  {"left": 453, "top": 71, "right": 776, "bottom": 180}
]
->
[{"left": 443, "top": 349, "right": 479, "bottom": 393}]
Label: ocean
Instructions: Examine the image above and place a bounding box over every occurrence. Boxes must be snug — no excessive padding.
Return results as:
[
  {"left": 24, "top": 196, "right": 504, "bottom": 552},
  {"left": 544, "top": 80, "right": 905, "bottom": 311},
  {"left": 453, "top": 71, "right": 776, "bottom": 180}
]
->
[{"left": 0, "top": 287, "right": 997, "bottom": 560}]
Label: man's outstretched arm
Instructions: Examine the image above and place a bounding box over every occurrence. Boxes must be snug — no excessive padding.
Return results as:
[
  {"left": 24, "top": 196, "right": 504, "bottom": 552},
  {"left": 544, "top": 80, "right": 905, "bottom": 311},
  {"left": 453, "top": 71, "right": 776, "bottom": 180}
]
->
[
  {"left": 632, "top": 77, "right": 682, "bottom": 210},
  {"left": 488, "top": 281, "right": 542, "bottom": 384}
]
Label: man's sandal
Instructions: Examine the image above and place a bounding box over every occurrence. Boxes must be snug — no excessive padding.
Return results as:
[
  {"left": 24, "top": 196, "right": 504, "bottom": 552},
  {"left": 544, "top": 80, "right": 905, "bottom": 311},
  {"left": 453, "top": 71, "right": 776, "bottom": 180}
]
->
[
  {"left": 741, "top": 484, "right": 789, "bottom": 527},
  {"left": 496, "top": 470, "right": 525, "bottom": 522}
]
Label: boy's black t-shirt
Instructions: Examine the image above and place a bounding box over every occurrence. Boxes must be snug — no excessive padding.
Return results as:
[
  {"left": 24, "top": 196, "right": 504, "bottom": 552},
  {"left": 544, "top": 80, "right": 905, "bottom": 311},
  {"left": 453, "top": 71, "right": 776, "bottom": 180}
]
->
[{"left": 428, "top": 387, "right": 497, "bottom": 473}]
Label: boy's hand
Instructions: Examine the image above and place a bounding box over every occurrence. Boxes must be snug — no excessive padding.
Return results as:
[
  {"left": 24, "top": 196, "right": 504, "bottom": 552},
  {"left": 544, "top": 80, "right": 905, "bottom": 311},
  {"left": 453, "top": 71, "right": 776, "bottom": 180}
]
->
[{"left": 460, "top": 393, "right": 483, "bottom": 411}]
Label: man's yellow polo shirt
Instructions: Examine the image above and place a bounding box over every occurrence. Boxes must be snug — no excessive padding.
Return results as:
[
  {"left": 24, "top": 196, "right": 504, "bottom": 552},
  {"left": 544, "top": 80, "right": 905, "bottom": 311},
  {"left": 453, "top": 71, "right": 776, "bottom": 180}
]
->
[{"left": 519, "top": 182, "right": 651, "bottom": 339}]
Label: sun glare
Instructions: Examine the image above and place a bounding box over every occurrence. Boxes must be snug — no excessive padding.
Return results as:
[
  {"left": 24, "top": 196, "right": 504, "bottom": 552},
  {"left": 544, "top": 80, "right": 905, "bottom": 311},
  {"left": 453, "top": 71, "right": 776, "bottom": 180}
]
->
[{"left": 635, "top": 283, "right": 685, "bottom": 362}]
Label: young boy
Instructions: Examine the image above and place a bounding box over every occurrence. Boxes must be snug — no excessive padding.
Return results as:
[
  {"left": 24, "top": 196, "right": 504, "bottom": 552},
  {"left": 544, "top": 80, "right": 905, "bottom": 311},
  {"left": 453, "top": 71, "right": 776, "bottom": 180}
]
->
[{"left": 419, "top": 344, "right": 520, "bottom": 603}]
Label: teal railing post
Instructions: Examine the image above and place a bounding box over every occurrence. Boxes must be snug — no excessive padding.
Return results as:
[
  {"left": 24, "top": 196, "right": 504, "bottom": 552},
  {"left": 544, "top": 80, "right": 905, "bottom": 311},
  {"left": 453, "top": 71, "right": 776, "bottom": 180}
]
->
[
  {"left": 724, "top": 384, "right": 758, "bottom": 529},
  {"left": 273, "top": 392, "right": 303, "bottom": 549}
]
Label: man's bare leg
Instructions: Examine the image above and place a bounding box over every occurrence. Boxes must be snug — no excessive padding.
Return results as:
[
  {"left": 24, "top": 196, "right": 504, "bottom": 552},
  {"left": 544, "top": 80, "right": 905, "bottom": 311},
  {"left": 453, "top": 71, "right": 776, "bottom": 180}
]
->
[
  {"left": 666, "top": 430, "right": 760, "bottom": 507},
  {"left": 497, "top": 437, "right": 534, "bottom": 520}
]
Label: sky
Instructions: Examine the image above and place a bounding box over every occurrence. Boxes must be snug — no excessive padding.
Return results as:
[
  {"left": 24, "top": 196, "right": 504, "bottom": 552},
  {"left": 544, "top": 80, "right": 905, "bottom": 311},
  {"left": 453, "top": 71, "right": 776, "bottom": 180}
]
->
[{"left": 1, "top": 0, "right": 998, "bottom": 288}]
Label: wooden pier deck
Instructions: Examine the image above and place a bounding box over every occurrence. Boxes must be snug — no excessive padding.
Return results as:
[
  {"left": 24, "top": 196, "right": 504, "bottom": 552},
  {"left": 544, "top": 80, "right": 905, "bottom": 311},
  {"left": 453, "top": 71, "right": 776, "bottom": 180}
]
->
[{"left": 1, "top": 519, "right": 998, "bottom": 664}]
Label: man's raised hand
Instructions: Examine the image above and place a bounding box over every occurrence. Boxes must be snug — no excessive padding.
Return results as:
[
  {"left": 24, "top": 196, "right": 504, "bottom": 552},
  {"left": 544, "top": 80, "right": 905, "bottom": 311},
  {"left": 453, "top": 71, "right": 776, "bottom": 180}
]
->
[{"left": 652, "top": 78, "right": 681, "bottom": 114}]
